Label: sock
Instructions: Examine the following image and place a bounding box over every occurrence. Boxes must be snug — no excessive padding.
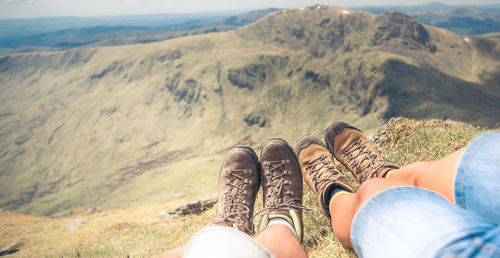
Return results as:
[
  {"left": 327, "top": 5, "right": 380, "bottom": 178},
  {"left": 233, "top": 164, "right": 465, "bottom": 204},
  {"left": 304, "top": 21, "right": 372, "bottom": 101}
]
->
[
  {"left": 268, "top": 218, "right": 297, "bottom": 237},
  {"left": 328, "top": 190, "right": 350, "bottom": 208},
  {"left": 323, "top": 185, "right": 353, "bottom": 218},
  {"left": 384, "top": 169, "right": 396, "bottom": 179},
  {"left": 327, "top": 187, "right": 347, "bottom": 204}
]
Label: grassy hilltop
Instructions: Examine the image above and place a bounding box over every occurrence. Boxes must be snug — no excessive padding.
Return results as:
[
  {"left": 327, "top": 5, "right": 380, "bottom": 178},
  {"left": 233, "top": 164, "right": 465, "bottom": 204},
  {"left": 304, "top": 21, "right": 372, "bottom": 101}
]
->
[
  {"left": 0, "top": 117, "right": 487, "bottom": 257},
  {"left": 0, "top": 5, "right": 499, "bottom": 217}
]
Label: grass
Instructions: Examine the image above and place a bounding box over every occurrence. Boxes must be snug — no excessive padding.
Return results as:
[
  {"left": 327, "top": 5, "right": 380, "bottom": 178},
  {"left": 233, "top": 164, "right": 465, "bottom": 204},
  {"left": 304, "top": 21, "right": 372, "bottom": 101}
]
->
[{"left": 0, "top": 117, "right": 488, "bottom": 257}]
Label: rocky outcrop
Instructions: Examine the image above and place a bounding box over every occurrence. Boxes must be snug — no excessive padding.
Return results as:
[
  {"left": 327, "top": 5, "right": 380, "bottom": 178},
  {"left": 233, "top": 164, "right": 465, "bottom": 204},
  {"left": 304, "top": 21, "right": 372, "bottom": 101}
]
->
[
  {"left": 373, "top": 12, "right": 437, "bottom": 53},
  {"left": 0, "top": 242, "right": 23, "bottom": 256},
  {"left": 165, "top": 194, "right": 218, "bottom": 217},
  {"left": 244, "top": 113, "right": 267, "bottom": 127}
]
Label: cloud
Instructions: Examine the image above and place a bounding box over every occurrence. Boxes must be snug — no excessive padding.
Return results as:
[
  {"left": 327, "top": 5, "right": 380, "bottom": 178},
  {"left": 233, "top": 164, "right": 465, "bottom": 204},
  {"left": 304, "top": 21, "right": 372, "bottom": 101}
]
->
[{"left": 1, "top": 0, "right": 37, "bottom": 4}]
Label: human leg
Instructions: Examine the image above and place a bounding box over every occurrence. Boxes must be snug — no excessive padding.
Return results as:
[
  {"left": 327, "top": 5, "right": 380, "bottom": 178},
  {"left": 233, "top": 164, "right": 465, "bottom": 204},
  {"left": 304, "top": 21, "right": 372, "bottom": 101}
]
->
[
  {"left": 324, "top": 120, "right": 465, "bottom": 204},
  {"left": 348, "top": 185, "right": 500, "bottom": 258},
  {"left": 164, "top": 145, "right": 261, "bottom": 257},
  {"left": 168, "top": 223, "right": 306, "bottom": 258},
  {"left": 165, "top": 140, "right": 309, "bottom": 258},
  {"left": 384, "top": 148, "right": 464, "bottom": 203},
  {"left": 254, "top": 138, "right": 308, "bottom": 256},
  {"left": 326, "top": 122, "right": 500, "bottom": 223},
  {"left": 297, "top": 125, "right": 500, "bottom": 253},
  {"left": 253, "top": 224, "right": 307, "bottom": 258}
]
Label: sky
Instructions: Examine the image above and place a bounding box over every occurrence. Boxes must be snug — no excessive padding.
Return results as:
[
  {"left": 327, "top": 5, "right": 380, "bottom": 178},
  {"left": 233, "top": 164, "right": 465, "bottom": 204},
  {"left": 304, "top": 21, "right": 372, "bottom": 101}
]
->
[{"left": 1, "top": 0, "right": 499, "bottom": 19}]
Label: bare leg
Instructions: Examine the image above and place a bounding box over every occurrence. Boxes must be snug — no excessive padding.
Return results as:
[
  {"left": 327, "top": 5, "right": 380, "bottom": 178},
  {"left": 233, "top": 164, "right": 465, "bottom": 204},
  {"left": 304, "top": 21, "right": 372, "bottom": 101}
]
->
[
  {"left": 163, "top": 225, "right": 306, "bottom": 258},
  {"left": 329, "top": 148, "right": 466, "bottom": 247},
  {"left": 329, "top": 178, "right": 410, "bottom": 247},
  {"left": 385, "top": 148, "right": 464, "bottom": 203},
  {"left": 253, "top": 224, "right": 307, "bottom": 258}
]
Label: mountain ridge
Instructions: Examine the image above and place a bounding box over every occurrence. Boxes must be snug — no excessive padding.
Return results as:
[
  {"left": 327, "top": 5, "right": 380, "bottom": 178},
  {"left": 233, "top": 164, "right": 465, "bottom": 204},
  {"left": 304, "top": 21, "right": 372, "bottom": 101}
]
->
[{"left": 0, "top": 5, "right": 499, "bottom": 216}]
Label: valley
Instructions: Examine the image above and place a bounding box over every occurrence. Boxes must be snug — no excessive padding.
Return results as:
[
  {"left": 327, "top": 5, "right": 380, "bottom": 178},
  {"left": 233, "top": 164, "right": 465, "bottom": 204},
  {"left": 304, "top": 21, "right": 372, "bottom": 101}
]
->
[{"left": 0, "top": 5, "right": 499, "bottom": 217}]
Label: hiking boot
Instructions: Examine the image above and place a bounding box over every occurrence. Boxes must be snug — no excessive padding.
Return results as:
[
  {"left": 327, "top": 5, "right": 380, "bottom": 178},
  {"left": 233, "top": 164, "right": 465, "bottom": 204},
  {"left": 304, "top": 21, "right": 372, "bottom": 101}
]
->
[
  {"left": 324, "top": 121, "right": 400, "bottom": 184},
  {"left": 296, "top": 134, "right": 355, "bottom": 218},
  {"left": 256, "top": 138, "right": 305, "bottom": 242},
  {"left": 210, "top": 145, "right": 260, "bottom": 235}
]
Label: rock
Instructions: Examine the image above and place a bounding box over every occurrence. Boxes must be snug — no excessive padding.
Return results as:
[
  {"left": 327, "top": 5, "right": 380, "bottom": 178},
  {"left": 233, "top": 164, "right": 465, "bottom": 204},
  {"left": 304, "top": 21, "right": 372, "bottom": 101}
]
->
[
  {"left": 66, "top": 217, "right": 86, "bottom": 231},
  {"left": 200, "top": 193, "right": 218, "bottom": 208},
  {"left": 159, "top": 211, "right": 168, "bottom": 219},
  {"left": 85, "top": 207, "right": 101, "bottom": 214},
  {"left": 0, "top": 242, "right": 23, "bottom": 256},
  {"left": 168, "top": 193, "right": 218, "bottom": 216},
  {"left": 244, "top": 113, "right": 267, "bottom": 127},
  {"left": 367, "top": 117, "right": 398, "bottom": 148}
]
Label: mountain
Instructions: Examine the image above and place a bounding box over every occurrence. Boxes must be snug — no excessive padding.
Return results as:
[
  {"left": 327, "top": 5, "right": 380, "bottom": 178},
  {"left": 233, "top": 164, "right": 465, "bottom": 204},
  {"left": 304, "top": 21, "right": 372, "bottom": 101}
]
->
[
  {"left": 0, "top": 5, "right": 499, "bottom": 216},
  {"left": 355, "top": 2, "right": 500, "bottom": 35},
  {"left": 412, "top": 8, "right": 500, "bottom": 35},
  {"left": 0, "top": 9, "right": 279, "bottom": 55},
  {"left": 355, "top": 1, "right": 456, "bottom": 14}
]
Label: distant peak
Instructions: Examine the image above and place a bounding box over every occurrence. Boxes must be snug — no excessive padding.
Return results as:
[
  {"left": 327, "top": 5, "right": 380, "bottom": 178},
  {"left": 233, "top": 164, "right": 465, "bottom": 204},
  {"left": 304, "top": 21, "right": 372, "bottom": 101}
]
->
[{"left": 427, "top": 1, "right": 448, "bottom": 6}]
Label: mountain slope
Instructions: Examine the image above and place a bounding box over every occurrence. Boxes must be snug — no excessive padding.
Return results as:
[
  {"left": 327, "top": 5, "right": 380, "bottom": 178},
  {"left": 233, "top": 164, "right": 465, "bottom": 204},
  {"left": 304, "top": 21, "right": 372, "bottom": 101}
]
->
[
  {"left": 0, "top": 5, "right": 499, "bottom": 216},
  {"left": 0, "top": 118, "right": 485, "bottom": 257}
]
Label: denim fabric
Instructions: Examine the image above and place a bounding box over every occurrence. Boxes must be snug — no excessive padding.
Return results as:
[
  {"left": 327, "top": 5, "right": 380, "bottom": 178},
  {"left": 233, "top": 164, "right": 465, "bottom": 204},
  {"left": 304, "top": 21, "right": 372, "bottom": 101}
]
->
[
  {"left": 183, "top": 226, "right": 274, "bottom": 258},
  {"left": 455, "top": 131, "right": 500, "bottom": 225},
  {"left": 351, "top": 187, "right": 500, "bottom": 258},
  {"left": 351, "top": 132, "right": 500, "bottom": 258}
]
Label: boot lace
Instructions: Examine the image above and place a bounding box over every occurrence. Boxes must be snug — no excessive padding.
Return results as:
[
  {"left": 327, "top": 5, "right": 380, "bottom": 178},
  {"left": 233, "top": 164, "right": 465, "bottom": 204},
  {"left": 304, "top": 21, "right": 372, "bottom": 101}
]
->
[
  {"left": 212, "top": 168, "right": 253, "bottom": 234},
  {"left": 305, "top": 155, "right": 344, "bottom": 193},
  {"left": 254, "top": 159, "right": 308, "bottom": 219},
  {"left": 342, "top": 139, "right": 384, "bottom": 183}
]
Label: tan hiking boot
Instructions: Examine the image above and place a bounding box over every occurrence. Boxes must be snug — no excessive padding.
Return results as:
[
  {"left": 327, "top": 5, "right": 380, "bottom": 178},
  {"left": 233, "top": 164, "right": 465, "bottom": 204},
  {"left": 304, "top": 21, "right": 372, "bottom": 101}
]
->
[
  {"left": 210, "top": 146, "right": 260, "bottom": 235},
  {"left": 296, "top": 134, "right": 355, "bottom": 218},
  {"left": 256, "top": 138, "right": 305, "bottom": 242},
  {"left": 324, "top": 121, "right": 400, "bottom": 184}
]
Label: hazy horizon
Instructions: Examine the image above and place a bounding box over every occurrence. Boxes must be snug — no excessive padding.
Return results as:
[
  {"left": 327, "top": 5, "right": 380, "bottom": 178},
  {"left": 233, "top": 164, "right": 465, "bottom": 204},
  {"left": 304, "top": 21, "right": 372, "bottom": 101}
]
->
[{"left": 1, "top": 0, "right": 500, "bottom": 20}]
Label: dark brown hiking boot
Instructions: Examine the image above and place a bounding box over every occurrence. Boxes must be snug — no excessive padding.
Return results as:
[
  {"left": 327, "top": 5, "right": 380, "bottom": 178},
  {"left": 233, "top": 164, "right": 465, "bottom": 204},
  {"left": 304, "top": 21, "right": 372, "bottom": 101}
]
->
[
  {"left": 324, "top": 121, "right": 400, "bottom": 184},
  {"left": 210, "top": 146, "right": 260, "bottom": 235},
  {"left": 256, "top": 138, "right": 305, "bottom": 242},
  {"left": 296, "top": 134, "right": 355, "bottom": 218}
]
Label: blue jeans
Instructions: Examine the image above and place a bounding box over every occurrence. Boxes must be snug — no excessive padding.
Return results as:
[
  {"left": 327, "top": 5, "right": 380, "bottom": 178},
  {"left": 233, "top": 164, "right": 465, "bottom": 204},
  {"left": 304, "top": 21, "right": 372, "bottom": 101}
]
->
[{"left": 351, "top": 132, "right": 500, "bottom": 258}]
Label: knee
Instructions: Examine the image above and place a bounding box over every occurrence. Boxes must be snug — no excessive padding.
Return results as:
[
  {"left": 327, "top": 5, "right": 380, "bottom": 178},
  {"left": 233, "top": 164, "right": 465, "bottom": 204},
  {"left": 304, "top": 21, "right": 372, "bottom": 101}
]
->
[{"left": 409, "top": 160, "right": 437, "bottom": 186}]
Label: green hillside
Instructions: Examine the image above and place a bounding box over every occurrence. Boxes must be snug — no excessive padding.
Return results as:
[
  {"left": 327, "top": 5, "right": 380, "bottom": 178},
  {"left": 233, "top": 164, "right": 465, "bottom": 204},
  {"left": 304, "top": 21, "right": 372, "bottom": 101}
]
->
[
  {"left": 0, "top": 5, "right": 499, "bottom": 217},
  {"left": 0, "top": 117, "right": 486, "bottom": 257}
]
